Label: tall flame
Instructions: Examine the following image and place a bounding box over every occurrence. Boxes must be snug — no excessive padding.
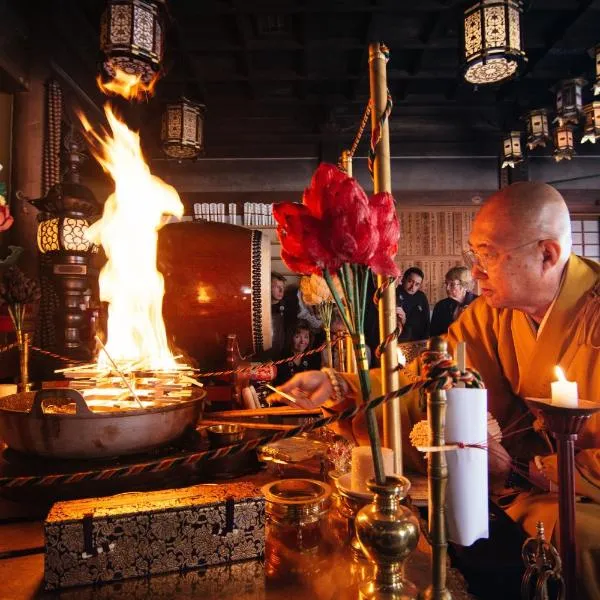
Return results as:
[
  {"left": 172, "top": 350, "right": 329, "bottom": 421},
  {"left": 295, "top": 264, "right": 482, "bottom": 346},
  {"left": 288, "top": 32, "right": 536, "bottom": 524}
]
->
[
  {"left": 82, "top": 105, "right": 183, "bottom": 370},
  {"left": 97, "top": 68, "right": 159, "bottom": 101}
]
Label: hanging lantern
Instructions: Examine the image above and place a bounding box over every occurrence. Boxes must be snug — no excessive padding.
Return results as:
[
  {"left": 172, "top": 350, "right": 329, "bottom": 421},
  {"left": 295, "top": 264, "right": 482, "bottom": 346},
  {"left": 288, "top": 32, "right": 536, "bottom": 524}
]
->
[
  {"left": 581, "top": 101, "right": 600, "bottom": 144},
  {"left": 501, "top": 131, "right": 523, "bottom": 168},
  {"left": 554, "top": 78, "right": 585, "bottom": 126},
  {"left": 553, "top": 125, "right": 575, "bottom": 162},
  {"left": 463, "top": 0, "right": 526, "bottom": 85},
  {"left": 524, "top": 108, "right": 551, "bottom": 150},
  {"left": 161, "top": 98, "right": 206, "bottom": 159},
  {"left": 100, "top": 0, "right": 164, "bottom": 85},
  {"left": 591, "top": 45, "right": 600, "bottom": 96}
]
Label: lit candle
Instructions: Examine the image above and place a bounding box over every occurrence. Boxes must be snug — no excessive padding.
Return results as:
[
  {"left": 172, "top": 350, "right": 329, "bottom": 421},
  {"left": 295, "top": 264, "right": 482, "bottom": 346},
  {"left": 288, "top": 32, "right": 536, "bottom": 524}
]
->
[{"left": 551, "top": 366, "right": 578, "bottom": 408}]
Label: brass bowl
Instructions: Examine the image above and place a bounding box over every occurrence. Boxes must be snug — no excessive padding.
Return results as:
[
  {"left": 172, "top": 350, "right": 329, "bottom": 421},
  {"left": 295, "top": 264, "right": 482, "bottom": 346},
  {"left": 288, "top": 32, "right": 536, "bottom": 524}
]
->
[{"left": 206, "top": 424, "right": 245, "bottom": 447}]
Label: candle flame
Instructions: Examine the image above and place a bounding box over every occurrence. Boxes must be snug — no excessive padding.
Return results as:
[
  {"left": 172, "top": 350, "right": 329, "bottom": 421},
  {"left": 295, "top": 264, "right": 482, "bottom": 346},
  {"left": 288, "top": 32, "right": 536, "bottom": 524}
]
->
[
  {"left": 81, "top": 104, "right": 183, "bottom": 370},
  {"left": 554, "top": 366, "right": 567, "bottom": 382}
]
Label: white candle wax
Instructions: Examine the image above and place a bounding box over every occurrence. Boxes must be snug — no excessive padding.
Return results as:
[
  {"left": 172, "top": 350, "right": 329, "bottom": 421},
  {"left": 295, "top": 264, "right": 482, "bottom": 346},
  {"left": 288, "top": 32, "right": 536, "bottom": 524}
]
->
[
  {"left": 551, "top": 380, "right": 578, "bottom": 407},
  {"left": 351, "top": 446, "right": 394, "bottom": 494}
]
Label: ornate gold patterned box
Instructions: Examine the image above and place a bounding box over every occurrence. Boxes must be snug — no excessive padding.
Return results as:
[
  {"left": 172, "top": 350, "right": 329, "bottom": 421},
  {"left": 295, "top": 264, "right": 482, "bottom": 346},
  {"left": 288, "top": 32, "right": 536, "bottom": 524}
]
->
[{"left": 44, "top": 480, "right": 265, "bottom": 590}]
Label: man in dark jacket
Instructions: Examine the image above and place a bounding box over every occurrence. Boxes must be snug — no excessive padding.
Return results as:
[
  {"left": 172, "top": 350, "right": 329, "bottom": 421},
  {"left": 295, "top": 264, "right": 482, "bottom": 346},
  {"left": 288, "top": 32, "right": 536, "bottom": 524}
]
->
[{"left": 396, "top": 267, "right": 430, "bottom": 341}]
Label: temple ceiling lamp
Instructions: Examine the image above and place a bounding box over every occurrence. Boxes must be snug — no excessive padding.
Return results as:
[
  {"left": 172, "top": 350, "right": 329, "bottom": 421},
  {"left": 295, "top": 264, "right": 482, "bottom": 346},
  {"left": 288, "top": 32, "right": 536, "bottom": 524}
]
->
[
  {"left": 100, "top": 0, "right": 164, "bottom": 86},
  {"left": 554, "top": 78, "right": 586, "bottom": 127},
  {"left": 553, "top": 124, "right": 575, "bottom": 162},
  {"left": 501, "top": 130, "right": 523, "bottom": 168},
  {"left": 524, "top": 108, "right": 551, "bottom": 150},
  {"left": 463, "top": 0, "right": 526, "bottom": 86},
  {"left": 161, "top": 98, "right": 206, "bottom": 159},
  {"left": 581, "top": 101, "right": 600, "bottom": 144}
]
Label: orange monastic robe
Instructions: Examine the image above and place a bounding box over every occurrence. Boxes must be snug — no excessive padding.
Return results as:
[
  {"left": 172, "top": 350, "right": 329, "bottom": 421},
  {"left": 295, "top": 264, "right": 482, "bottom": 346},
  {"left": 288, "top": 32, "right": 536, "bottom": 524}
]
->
[{"left": 335, "top": 254, "right": 600, "bottom": 598}]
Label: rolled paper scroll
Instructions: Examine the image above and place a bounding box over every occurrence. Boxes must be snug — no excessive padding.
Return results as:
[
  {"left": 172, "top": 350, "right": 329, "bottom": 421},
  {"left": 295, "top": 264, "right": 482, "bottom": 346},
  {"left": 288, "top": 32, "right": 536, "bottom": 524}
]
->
[{"left": 445, "top": 387, "right": 489, "bottom": 546}]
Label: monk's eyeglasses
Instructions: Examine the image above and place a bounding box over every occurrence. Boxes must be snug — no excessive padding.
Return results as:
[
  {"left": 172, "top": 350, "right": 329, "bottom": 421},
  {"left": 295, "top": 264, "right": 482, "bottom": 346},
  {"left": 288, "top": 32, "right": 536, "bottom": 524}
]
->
[{"left": 462, "top": 239, "right": 542, "bottom": 273}]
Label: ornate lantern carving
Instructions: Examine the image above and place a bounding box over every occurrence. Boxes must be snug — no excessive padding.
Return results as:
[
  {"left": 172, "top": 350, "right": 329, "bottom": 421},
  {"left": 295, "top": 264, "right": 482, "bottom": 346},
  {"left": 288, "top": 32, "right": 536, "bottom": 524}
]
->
[
  {"left": 553, "top": 125, "right": 575, "bottom": 162},
  {"left": 524, "top": 108, "right": 551, "bottom": 150},
  {"left": 501, "top": 131, "right": 523, "bottom": 168},
  {"left": 554, "top": 78, "right": 585, "bottom": 126},
  {"left": 161, "top": 98, "right": 206, "bottom": 159},
  {"left": 463, "top": 0, "right": 526, "bottom": 85},
  {"left": 581, "top": 101, "right": 600, "bottom": 144},
  {"left": 100, "top": 0, "right": 164, "bottom": 84},
  {"left": 37, "top": 217, "right": 95, "bottom": 254}
]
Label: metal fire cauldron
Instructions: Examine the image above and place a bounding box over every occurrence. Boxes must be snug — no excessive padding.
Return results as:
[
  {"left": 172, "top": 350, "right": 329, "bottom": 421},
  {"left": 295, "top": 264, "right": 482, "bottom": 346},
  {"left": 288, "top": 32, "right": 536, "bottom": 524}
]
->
[{"left": 0, "top": 388, "right": 205, "bottom": 459}]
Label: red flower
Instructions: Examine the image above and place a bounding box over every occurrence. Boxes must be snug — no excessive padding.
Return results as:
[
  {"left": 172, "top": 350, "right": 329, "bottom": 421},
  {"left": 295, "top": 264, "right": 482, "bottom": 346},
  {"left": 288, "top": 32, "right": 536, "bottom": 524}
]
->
[
  {"left": 273, "top": 164, "right": 398, "bottom": 276},
  {"left": 368, "top": 192, "right": 400, "bottom": 277},
  {"left": 0, "top": 205, "right": 14, "bottom": 232},
  {"left": 302, "top": 163, "right": 348, "bottom": 219}
]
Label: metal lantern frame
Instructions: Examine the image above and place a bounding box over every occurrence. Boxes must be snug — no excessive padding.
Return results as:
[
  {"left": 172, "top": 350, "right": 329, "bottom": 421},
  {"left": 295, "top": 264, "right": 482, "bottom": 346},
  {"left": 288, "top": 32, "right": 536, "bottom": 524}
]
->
[
  {"left": 553, "top": 124, "right": 575, "bottom": 162},
  {"left": 501, "top": 130, "right": 523, "bottom": 168},
  {"left": 161, "top": 98, "right": 206, "bottom": 159},
  {"left": 581, "top": 101, "right": 600, "bottom": 144},
  {"left": 524, "top": 108, "right": 551, "bottom": 150},
  {"left": 37, "top": 216, "right": 94, "bottom": 255},
  {"left": 100, "top": 0, "right": 164, "bottom": 84},
  {"left": 554, "top": 78, "right": 586, "bottom": 127},
  {"left": 463, "top": 0, "right": 526, "bottom": 85}
]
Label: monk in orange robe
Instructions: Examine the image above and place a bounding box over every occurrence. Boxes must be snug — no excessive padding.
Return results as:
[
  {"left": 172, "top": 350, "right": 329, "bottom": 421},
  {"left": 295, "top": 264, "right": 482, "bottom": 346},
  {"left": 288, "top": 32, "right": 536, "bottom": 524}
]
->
[{"left": 276, "top": 182, "right": 600, "bottom": 599}]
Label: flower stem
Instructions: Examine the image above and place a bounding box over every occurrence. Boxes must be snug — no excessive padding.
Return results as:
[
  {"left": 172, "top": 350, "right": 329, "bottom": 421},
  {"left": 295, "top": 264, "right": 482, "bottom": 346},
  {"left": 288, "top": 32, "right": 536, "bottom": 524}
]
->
[
  {"left": 354, "top": 336, "right": 386, "bottom": 485},
  {"left": 324, "top": 269, "right": 353, "bottom": 333}
]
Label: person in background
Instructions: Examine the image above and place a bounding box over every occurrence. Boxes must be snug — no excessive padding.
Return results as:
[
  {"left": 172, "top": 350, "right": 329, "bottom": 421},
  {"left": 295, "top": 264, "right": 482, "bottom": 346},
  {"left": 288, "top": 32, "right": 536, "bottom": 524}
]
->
[
  {"left": 270, "top": 272, "right": 288, "bottom": 359},
  {"left": 274, "top": 319, "right": 321, "bottom": 385},
  {"left": 430, "top": 266, "right": 478, "bottom": 336},
  {"left": 396, "top": 267, "right": 430, "bottom": 341}
]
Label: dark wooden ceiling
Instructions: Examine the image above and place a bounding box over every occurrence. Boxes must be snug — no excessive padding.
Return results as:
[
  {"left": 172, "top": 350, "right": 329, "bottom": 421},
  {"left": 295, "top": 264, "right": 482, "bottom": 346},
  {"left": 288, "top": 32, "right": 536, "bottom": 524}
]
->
[{"left": 6, "top": 0, "right": 600, "bottom": 160}]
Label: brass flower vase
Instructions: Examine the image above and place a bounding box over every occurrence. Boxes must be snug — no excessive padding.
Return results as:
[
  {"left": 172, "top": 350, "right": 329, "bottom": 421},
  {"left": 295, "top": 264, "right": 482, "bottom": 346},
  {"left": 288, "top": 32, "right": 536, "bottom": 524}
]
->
[{"left": 355, "top": 475, "right": 420, "bottom": 599}]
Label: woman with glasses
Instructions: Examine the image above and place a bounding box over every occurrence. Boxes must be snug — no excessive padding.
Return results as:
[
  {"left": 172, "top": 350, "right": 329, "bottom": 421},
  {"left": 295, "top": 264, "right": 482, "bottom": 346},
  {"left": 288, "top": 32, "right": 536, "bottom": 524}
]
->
[{"left": 430, "top": 266, "right": 478, "bottom": 336}]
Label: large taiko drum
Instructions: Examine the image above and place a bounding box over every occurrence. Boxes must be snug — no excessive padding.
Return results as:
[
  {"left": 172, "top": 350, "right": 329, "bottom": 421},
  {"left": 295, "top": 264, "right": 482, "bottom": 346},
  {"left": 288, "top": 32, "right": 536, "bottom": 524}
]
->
[{"left": 158, "top": 221, "right": 272, "bottom": 370}]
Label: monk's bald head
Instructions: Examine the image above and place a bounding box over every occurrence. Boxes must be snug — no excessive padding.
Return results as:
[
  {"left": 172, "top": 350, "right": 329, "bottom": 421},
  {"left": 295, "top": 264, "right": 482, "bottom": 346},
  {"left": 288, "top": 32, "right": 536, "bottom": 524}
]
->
[{"left": 474, "top": 182, "right": 572, "bottom": 258}]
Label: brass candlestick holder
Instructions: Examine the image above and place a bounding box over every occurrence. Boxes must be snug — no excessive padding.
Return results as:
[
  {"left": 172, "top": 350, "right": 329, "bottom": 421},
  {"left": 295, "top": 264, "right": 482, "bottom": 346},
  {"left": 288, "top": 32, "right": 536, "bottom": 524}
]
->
[
  {"left": 420, "top": 338, "right": 452, "bottom": 600},
  {"left": 355, "top": 475, "right": 420, "bottom": 599},
  {"left": 524, "top": 397, "right": 600, "bottom": 600}
]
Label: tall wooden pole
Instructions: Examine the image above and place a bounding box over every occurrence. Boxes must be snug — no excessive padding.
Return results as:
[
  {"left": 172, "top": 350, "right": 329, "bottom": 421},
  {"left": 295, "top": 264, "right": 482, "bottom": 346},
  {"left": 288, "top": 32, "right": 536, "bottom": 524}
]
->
[
  {"left": 339, "top": 149, "right": 357, "bottom": 375},
  {"left": 368, "top": 43, "right": 402, "bottom": 475}
]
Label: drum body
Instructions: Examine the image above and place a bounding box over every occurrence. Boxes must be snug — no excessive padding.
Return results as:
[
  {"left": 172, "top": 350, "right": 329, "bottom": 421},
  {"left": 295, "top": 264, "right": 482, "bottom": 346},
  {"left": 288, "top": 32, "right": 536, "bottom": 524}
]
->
[{"left": 158, "top": 221, "right": 272, "bottom": 370}]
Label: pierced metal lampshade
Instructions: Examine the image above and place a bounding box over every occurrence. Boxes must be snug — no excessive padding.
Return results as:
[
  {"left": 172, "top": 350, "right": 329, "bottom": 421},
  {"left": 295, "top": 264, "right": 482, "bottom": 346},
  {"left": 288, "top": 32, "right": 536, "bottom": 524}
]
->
[
  {"left": 100, "top": 0, "right": 164, "bottom": 84},
  {"left": 553, "top": 125, "right": 575, "bottom": 162},
  {"left": 501, "top": 130, "right": 523, "bottom": 168},
  {"left": 463, "top": 0, "right": 526, "bottom": 85},
  {"left": 161, "top": 98, "right": 206, "bottom": 159},
  {"left": 554, "top": 78, "right": 586, "bottom": 127},
  {"left": 581, "top": 101, "right": 600, "bottom": 144},
  {"left": 37, "top": 217, "right": 94, "bottom": 254},
  {"left": 524, "top": 108, "right": 551, "bottom": 150}
]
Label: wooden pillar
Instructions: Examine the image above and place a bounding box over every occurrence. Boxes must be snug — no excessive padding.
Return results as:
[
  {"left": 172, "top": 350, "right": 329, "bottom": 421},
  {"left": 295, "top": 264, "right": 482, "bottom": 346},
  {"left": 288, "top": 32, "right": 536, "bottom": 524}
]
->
[{"left": 11, "top": 69, "right": 46, "bottom": 280}]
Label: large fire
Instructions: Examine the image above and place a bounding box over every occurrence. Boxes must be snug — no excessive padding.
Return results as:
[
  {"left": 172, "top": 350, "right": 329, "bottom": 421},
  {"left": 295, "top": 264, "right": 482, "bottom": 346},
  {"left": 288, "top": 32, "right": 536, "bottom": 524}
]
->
[{"left": 81, "top": 105, "right": 183, "bottom": 371}]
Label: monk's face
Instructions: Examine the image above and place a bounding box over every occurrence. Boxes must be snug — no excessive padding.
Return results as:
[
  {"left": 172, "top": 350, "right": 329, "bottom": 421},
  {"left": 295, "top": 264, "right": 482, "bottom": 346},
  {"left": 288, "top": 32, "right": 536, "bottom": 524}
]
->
[{"left": 468, "top": 212, "right": 544, "bottom": 311}]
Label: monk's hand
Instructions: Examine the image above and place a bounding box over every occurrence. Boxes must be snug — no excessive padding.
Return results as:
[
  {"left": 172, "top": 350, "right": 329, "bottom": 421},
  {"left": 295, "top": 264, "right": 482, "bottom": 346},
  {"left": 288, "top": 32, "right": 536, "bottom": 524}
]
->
[
  {"left": 487, "top": 435, "right": 512, "bottom": 492},
  {"left": 267, "top": 371, "right": 332, "bottom": 410}
]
